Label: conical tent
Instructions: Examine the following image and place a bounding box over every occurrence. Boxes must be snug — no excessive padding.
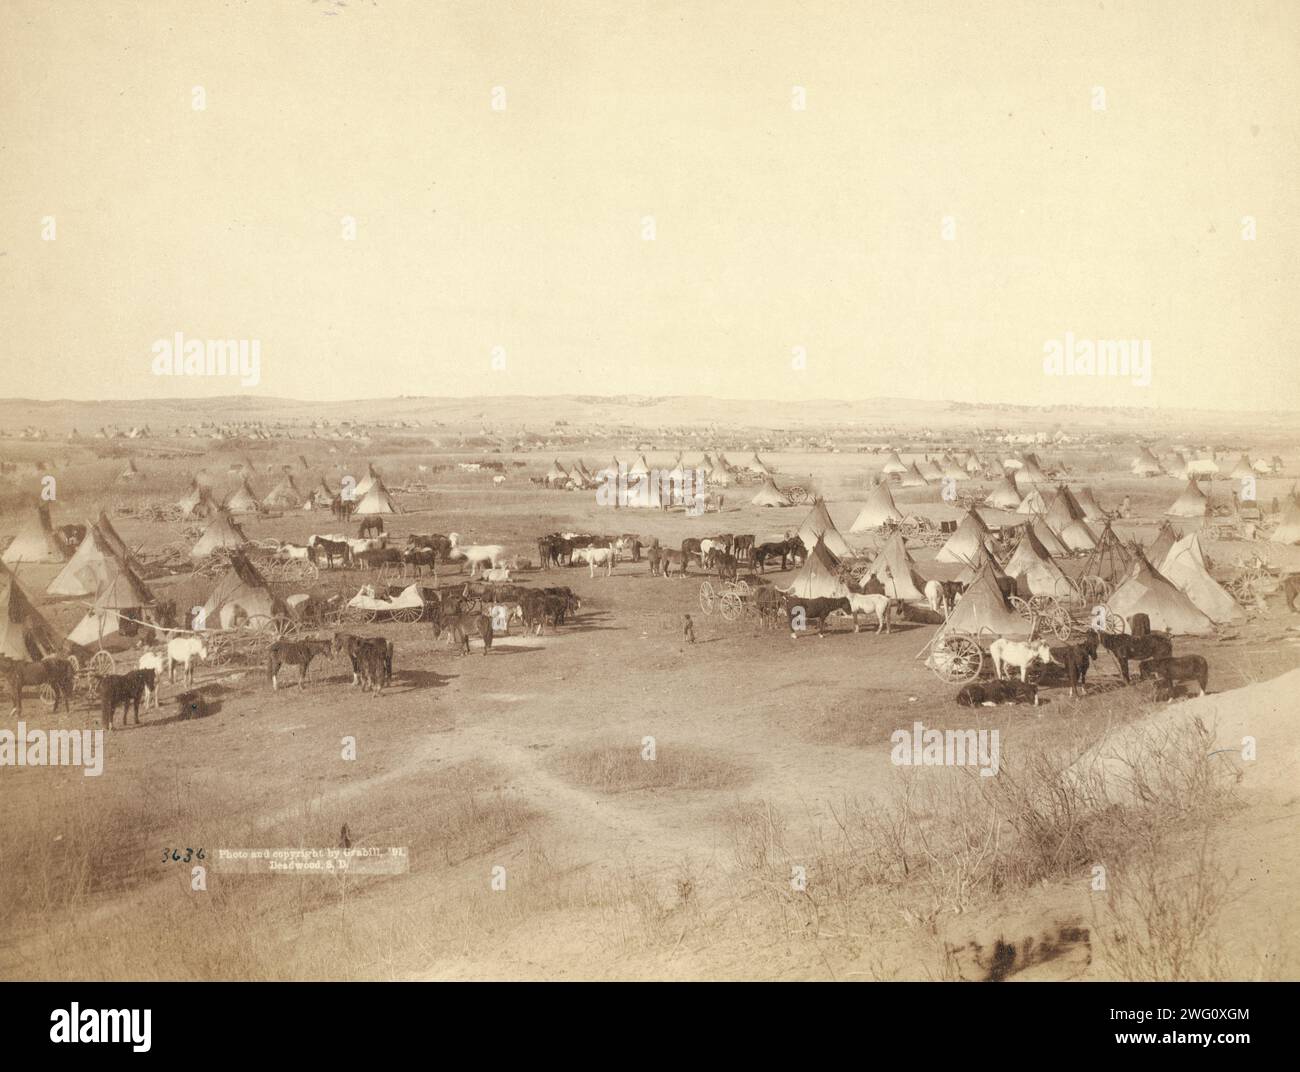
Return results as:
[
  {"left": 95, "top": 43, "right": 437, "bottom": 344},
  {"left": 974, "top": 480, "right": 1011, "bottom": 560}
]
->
[
  {"left": 0, "top": 562, "right": 62, "bottom": 660},
  {"left": 796, "top": 500, "right": 853, "bottom": 558},
  {"left": 936, "top": 512, "right": 994, "bottom": 564},
  {"left": 1165, "top": 478, "right": 1208, "bottom": 518},
  {"left": 95, "top": 511, "right": 138, "bottom": 568},
  {"left": 898, "top": 462, "right": 928, "bottom": 487},
  {"left": 2, "top": 504, "right": 68, "bottom": 565},
  {"left": 782, "top": 536, "right": 849, "bottom": 599},
  {"left": 1074, "top": 486, "right": 1107, "bottom": 521},
  {"left": 1054, "top": 518, "right": 1099, "bottom": 552},
  {"left": 1004, "top": 526, "right": 1076, "bottom": 598},
  {"left": 1045, "top": 486, "right": 1086, "bottom": 530},
  {"left": 1015, "top": 458, "right": 1051, "bottom": 486},
  {"left": 880, "top": 452, "right": 907, "bottom": 475},
  {"left": 931, "top": 561, "right": 1031, "bottom": 645},
  {"left": 850, "top": 482, "right": 904, "bottom": 531},
  {"left": 751, "top": 476, "right": 791, "bottom": 507},
  {"left": 1131, "top": 447, "right": 1164, "bottom": 476},
  {"left": 1106, "top": 550, "right": 1214, "bottom": 635},
  {"left": 954, "top": 540, "right": 1008, "bottom": 586},
  {"left": 985, "top": 475, "right": 1022, "bottom": 510},
  {"left": 1146, "top": 521, "right": 1180, "bottom": 566},
  {"left": 1228, "top": 455, "right": 1254, "bottom": 480},
  {"left": 919, "top": 459, "right": 945, "bottom": 482},
  {"left": 263, "top": 475, "right": 303, "bottom": 509},
  {"left": 1271, "top": 499, "right": 1300, "bottom": 545},
  {"left": 353, "top": 464, "right": 381, "bottom": 497},
  {"left": 191, "top": 510, "right": 250, "bottom": 558},
  {"left": 628, "top": 455, "right": 651, "bottom": 478},
  {"left": 354, "top": 478, "right": 399, "bottom": 515},
  {"left": 311, "top": 479, "right": 335, "bottom": 508},
  {"left": 224, "top": 479, "right": 261, "bottom": 513},
  {"left": 67, "top": 561, "right": 156, "bottom": 647},
  {"left": 48, "top": 525, "right": 120, "bottom": 597},
  {"left": 202, "top": 553, "right": 276, "bottom": 629},
  {"left": 1016, "top": 489, "right": 1049, "bottom": 515},
  {"left": 178, "top": 482, "right": 215, "bottom": 518},
  {"left": 1157, "top": 532, "right": 1244, "bottom": 624},
  {"left": 940, "top": 460, "right": 967, "bottom": 482},
  {"left": 862, "top": 531, "right": 927, "bottom": 601},
  {"left": 1029, "top": 516, "right": 1070, "bottom": 557}
]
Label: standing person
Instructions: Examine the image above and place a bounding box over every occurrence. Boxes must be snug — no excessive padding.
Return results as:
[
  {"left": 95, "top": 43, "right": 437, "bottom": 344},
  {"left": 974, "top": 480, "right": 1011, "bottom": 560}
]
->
[{"left": 683, "top": 614, "right": 695, "bottom": 644}]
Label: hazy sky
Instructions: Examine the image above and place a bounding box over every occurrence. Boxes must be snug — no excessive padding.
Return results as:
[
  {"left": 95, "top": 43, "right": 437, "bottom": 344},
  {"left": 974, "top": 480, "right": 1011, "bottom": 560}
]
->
[{"left": 2, "top": 0, "right": 1297, "bottom": 411}]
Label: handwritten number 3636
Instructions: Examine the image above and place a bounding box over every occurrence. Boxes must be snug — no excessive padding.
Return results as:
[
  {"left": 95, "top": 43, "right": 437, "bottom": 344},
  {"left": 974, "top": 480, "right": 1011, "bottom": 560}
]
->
[{"left": 162, "top": 848, "right": 205, "bottom": 862}]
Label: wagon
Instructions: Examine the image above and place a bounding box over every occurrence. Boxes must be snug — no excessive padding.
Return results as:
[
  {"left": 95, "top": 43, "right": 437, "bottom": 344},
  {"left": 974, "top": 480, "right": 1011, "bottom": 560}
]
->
[
  {"left": 1007, "top": 588, "right": 1127, "bottom": 641},
  {"left": 921, "top": 628, "right": 996, "bottom": 684},
  {"left": 338, "top": 583, "right": 427, "bottom": 625},
  {"left": 698, "top": 576, "right": 781, "bottom": 625}
]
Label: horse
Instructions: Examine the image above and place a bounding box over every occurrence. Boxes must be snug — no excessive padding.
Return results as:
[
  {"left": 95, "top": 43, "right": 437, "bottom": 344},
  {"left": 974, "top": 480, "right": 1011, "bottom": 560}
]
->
[
  {"left": 331, "top": 632, "right": 393, "bottom": 687},
  {"left": 781, "top": 595, "right": 857, "bottom": 638},
  {"left": 330, "top": 495, "right": 356, "bottom": 522},
  {"left": 1047, "top": 631, "right": 1099, "bottom": 698},
  {"left": 706, "top": 548, "right": 739, "bottom": 582},
  {"left": 1139, "top": 655, "right": 1208, "bottom": 701},
  {"left": 436, "top": 611, "right": 494, "bottom": 656},
  {"left": 407, "top": 533, "right": 452, "bottom": 561},
  {"left": 753, "top": 538, "right": 799, "bottom": 573},
  {"left": 989, "top": 638, "right": 1057, "bottom": 683},
  {"left": 358, "top": 515, "right": 385, "bottom": 538},
  {"left": 924, "top": 579, "right": 963, "bottom": 616},
  {"left": 731, "top": 535, "right": 756, "bottom": 563},
  {"left": 2, "top": 655, "right": 76, "bottom": 716},
  {"left": 355, "top": 546, "right": 403, "bottom": 571},
  {"left": 268, "top": 638, "right": 334, "bottom": 690},
  {"left": 100, "top": 669, "right": 154, "bottom": 729},
  {"left": 447, "top": 533, "right": 506, "bottom": 577},
  {"left": 1100, "top": 631, "right": 1173, "bottom": 684},
  {"left": 657, "top": 549, "right": 689, "bottom": 578},
  {"left": 1285, "top": 574, "right": 1300, "bottom": 612},
  {"left": 166, "top": 636, "right": 208, "bottom": 686},
  {"left": 401, "top": 546, "right": 437, "bottom": 577},
  {"left": 845, "top": 593, "right": 895, "bottom": 633},
  {"left": 138, "top": 651, "right": 166, "bottom": 708},
  {"left": 956, "top": 680, "right": 1039, "bottom": 707},
  {"left": 584, "top": 547, "right": 615, "bottom": 577},
  {"left": 307, "top": 535, "right": 353, "bottom": 569}
]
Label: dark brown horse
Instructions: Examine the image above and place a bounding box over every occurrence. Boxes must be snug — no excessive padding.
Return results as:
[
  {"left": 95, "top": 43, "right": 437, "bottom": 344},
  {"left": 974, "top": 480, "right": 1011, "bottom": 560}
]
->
[
  {"left": 2, "top": 655, "right": 76, "bottom": 716},
  {"left": 268, "top": 638, "right": 333, "bottom": 690}
]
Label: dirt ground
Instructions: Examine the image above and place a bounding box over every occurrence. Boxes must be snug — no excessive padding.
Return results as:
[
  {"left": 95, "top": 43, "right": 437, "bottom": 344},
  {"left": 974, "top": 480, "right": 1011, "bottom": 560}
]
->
[{"left": 2, "top": 445, "right": 1298, "bottom": 980}]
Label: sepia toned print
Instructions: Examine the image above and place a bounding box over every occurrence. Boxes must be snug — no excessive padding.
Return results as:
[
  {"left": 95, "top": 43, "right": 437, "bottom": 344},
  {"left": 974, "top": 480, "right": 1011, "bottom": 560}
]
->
[{"left": 1, "top": 1, "right": 1297, "bottom": 984}]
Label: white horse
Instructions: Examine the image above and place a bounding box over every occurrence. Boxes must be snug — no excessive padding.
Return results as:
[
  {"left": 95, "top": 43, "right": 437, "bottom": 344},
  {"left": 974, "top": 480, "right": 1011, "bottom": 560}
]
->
[
  {"left": 924, "top": 580, "right": 946, "bottom": 616},
  {"left": 846, "top": 593, "right": 894, "bottom": 633},
  {"left": 138, "top": 651, "right": 165, "bottom": 709},
  {"left": 166, "top": 636, "right": 208, "bottom": 686},
  {"left": 448, "top": 533, "right": 506, "bottom": 577},
  {"left": 584, "top": 547, "right": 615, "bottom": 578},
  {"left": 989, "top": 638, "right": 1056, "bottom": 683}
]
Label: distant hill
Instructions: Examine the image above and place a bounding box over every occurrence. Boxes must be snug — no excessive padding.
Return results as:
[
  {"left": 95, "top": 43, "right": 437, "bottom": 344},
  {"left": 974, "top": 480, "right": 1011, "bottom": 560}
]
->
[{"left": 0, "top": 394, "right": 1296, "bottom": 438}]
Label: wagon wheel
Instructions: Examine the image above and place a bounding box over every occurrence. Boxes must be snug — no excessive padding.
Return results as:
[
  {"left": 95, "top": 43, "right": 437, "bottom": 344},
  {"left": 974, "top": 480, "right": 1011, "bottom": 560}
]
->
[
  {"left": 1078, "top": 575, "right": 1112, "bottom": 603},
  {"left": 89, "top": 650, "right": 115, "bottom": 677},
  {"left": 786, "top": 486, "right": 809, "bottom": 505},
  {"left": 391, "top": 605, "right": 422, "bottom": 624},
  {"left": 40, "top": 683, "right": 58, "bottom": 708},
  {"left": 1008, "top": 595, "right": 1037, "bottom": 625},
  {"left": 1027, "top": 595, "right": 1056, "bottom": 616},
  {"left": 322, "top": 606, "right": 347, "bottom": 627},
  {"left": 719, "top": 592, "right": 743, "bottom": 622},
  {"left": 699, "top": 581, "right": 715, "bottom": 614},
  {"left": 1097, "top": 605, "right": 1126, "bottom": 634},
  {"left": 1048, "top": 605, "right": 1075, "bottom": 641},
  {"left": 296, "top": 560, "right": 320, "bottom": 583},
  {"left": 930, "top": 634, "right": 983, "bottom": 683},
  {"left": 203, "top": 634, "right": 232, "bottom": 666},
  {"left": 899, "top": 517, "right": 921, "bottom": 538},
  {"left": 732, "top": 579, "right": 751, "bottom": 597},
  {"left": 849, "top": 561, "right": 871, "bottom": 581}
]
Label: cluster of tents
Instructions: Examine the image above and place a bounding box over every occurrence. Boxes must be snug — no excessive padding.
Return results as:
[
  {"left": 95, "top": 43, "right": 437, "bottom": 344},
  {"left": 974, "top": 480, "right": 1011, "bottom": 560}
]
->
[
  {"left": 178, "top": 462, "right": 399, "bottom": 518},
  {"left": 546, "top": 451, "right": 773, "bottom": 495},
  {"left": 1131, "top": 446, "right": 1281, "bottom": 479},
  {"left": 762, "top": 491, "right": 1249, "bottom": 639}
]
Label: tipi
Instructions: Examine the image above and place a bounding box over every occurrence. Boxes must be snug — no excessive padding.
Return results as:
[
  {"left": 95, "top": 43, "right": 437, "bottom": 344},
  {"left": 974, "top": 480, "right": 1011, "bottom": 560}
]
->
[
  {"left": 795, "top": 500, "right": 853, "bottom": 559},
  {"left": 850, "top": 482, "right": 904, "bottom": 532},
  {"left": 0, "top": 561, "right": 62, "bottom": 660},
  {"left": 935, "top": 511, "right": 994, "bottom": 564},
  {"left": 751, "top": 477, "right": 791, "bottom": 507},
  {"left": 1106, "top": 550, "right": 1215, "bottom": 635},
  {"left": 861, "top": 531, "right": 926, "bottom": 601},
  {"left": 2, "top": 504, "right": 69, "bottom": 566},
  {"left": 1157, "top": 532, "right": 1244, "bottom": 624},
  {"left": 191, "top": 510, "right": 250, "bottom": 558},
  {"left": 1165, "top": 478, "right": 1208, "bottom": 518},
  {"left": 781, "top": 536, "right": 849, "bottom": 599}
]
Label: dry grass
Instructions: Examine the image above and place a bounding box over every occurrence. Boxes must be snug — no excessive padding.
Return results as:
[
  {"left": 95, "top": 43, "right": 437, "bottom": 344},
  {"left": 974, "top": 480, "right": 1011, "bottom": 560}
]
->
[{"left": 549, "top": 743, "right": 750, "bottom": 794}]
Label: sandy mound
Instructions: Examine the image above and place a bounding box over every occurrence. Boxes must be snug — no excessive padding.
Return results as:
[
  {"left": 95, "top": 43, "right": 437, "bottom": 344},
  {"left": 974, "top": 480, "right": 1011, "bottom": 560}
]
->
[{"left": 1072, "top": 668, "right": 1300, "bottom": 807}]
